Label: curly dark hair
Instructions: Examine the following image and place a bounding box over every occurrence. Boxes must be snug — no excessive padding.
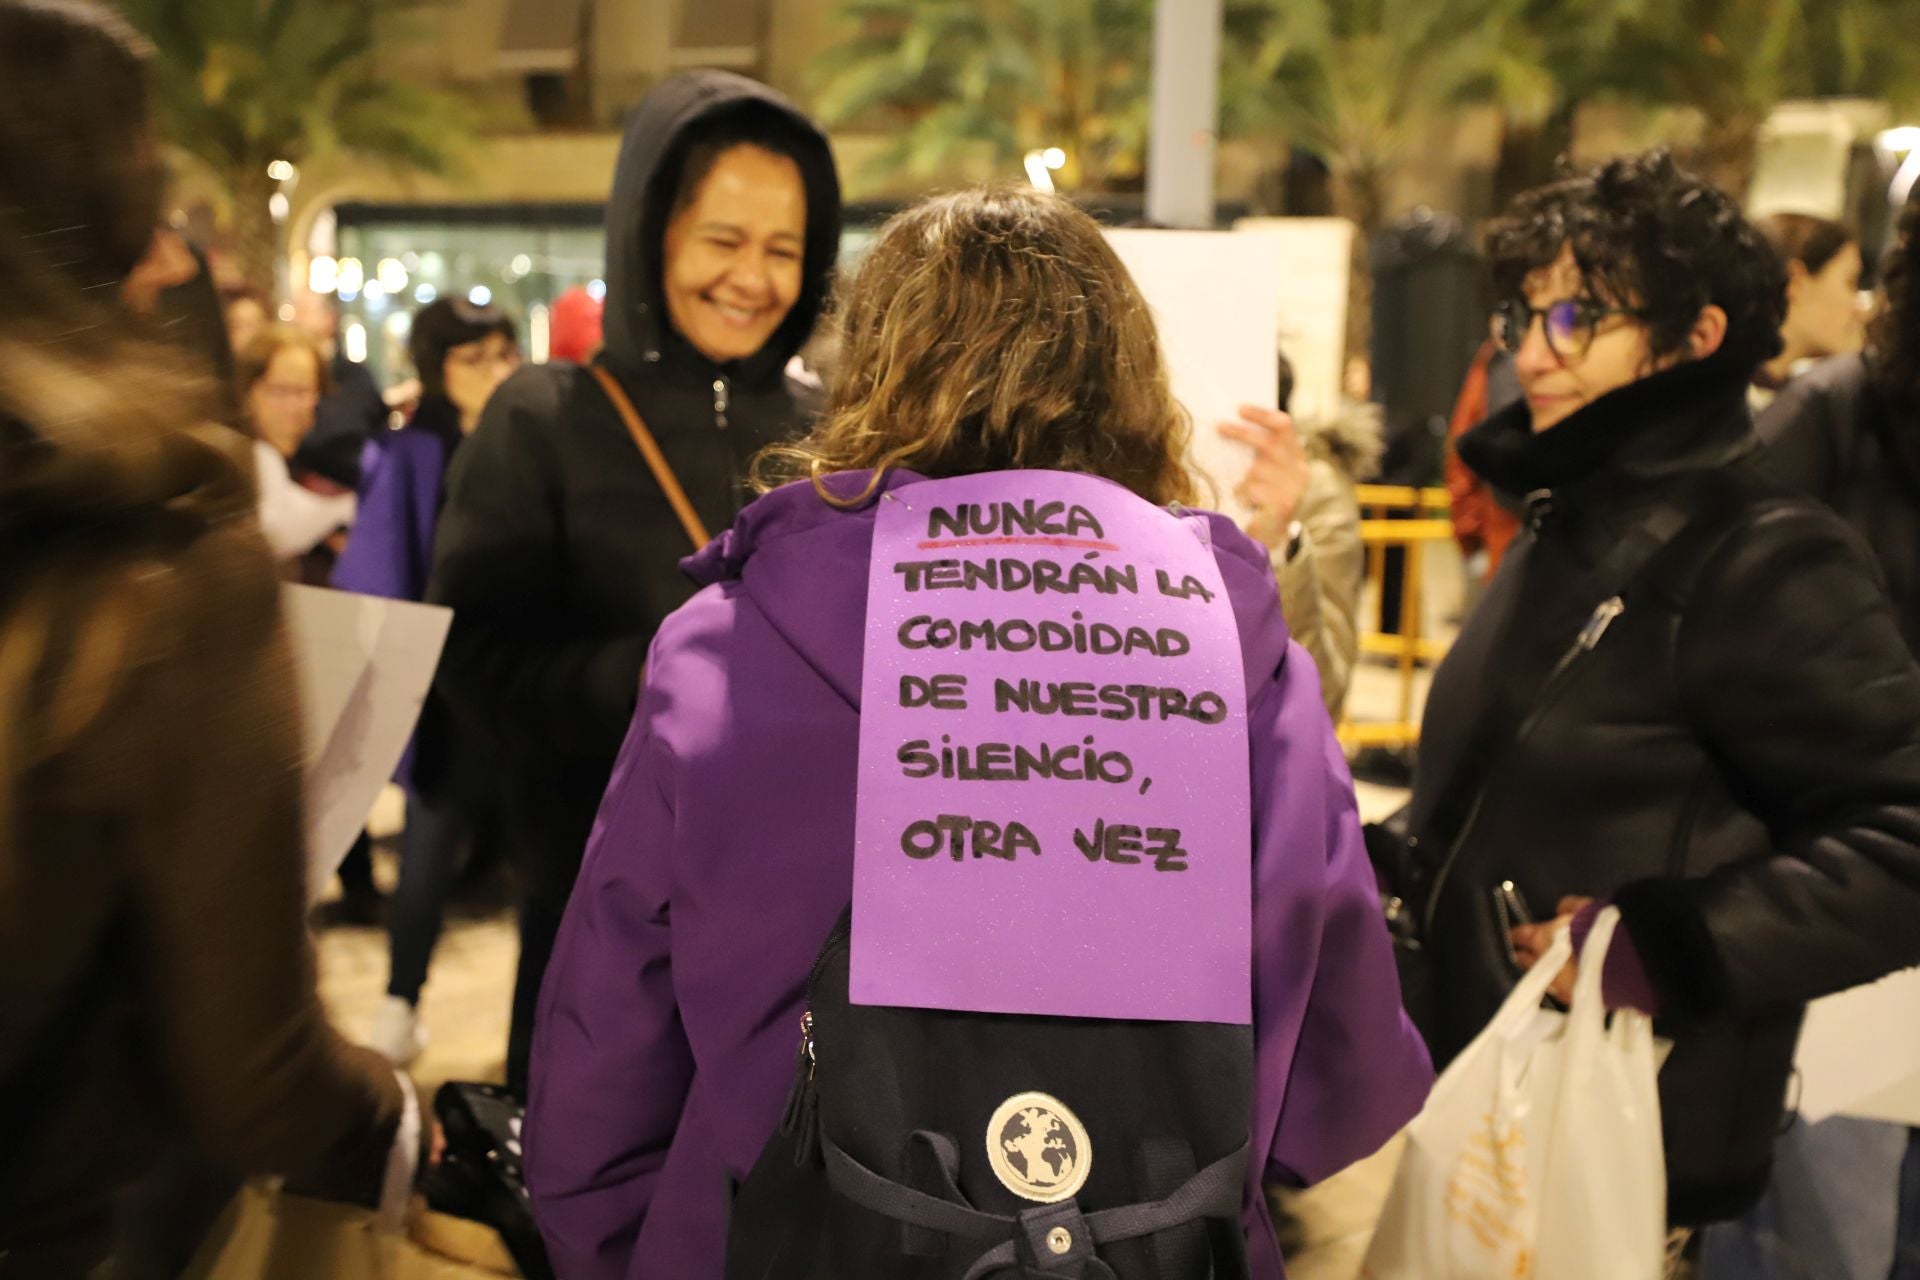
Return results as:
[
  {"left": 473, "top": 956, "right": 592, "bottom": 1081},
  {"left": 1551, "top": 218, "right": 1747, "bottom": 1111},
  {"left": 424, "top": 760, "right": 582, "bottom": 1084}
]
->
[
  {"left": 1870, "top": 193, "right": 1920, "bottom": 421},
  {"left": 1486, "top": 149, "right": 1786, "bottom": 376}
]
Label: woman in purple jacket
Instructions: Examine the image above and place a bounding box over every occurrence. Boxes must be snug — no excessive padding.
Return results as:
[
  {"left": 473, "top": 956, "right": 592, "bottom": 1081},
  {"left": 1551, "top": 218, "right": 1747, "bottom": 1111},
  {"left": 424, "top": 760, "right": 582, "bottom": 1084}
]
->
[
  {"left": 525, "top": 188, "right": 1432, "bottom": 1279},
  {"left": 334, "top": 297, "right": 519, "bottom": 1065}
]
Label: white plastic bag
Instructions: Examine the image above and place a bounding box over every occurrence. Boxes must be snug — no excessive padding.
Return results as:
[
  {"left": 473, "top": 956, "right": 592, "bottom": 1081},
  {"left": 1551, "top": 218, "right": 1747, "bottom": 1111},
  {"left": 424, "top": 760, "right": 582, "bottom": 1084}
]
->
[{"left": 1361, "top": 908, "right": 1665, "bottom": 1279}]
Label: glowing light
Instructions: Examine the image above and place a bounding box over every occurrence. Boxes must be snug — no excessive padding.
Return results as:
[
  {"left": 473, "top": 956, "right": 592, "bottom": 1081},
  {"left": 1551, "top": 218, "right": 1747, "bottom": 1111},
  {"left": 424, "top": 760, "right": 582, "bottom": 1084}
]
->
[
  {"left": 1879, "top": 126, "right": 1920, "bottom": 154},
  {"left": 468, "top": 285, "right": 492, "bottom": 306},
  {"left": 414, "top": 283, "right": 437, "bottom": 304},
  {"left": 377, "top": 258, "right": 408, "bottom": 292},
  {"left": 586, "top": 278, "right": 606, "bottom": 301},
  {"left": 344, "top": 322, "right": 368, "bottom": 363},
  {"left": 268, "top": 192, "right": 290, "bottom": 222},
  {"left": 385, "top": 312, "right": 412, "bottom": 339},
  {"left": 308, "top": 255, "right": 338, "bottom": 294},
  {"left": 336, "top": 257, "right": 364, "bottom": 295},
  {"left": 1043, "top": 147, "right": 1067, "bottom": 169},
  {"left": 1023, "top": 151, "right": 1055, "bottom": 193},
  {"left": 363, "top": 280, "right": 387, "bottom": 302},
  {"left": 267, "top": 159, "right": 296, "bottom": 182},
  {"left": 277, "top": 303, "right": 295, "bottom": 322},
  {"left": 508, "top": 253, "right": 533, "bottom": 279},
  {"left": 529, "top": 302, "right": 551, "bottom": 364}
]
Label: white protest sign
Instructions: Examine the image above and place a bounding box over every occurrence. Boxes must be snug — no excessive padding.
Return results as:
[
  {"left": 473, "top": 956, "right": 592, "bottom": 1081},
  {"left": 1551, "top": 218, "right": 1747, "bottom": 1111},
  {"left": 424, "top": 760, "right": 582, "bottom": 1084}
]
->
[
  {"left": 1794, "top": 965, "right": 1920, "bottom": 1125},
  {"left": 282, "top": 584, "right": 451, "bottom": 901},
  {"left": 1105, "top": 229, "right": 1287, "bottom": 526},
  {"left": 1232, "top": 216, "right": 1354, "bottom": 426}
]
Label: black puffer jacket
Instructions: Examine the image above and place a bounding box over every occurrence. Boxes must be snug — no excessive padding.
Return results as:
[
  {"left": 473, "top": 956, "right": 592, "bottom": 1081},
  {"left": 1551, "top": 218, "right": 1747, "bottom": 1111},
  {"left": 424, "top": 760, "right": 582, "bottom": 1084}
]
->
[
  {"left": 1411, "top": 350, "right": 1920, "bottom": 1225},
  {"left": 1757, "top": 351, "right": 1920, "bottom": 649},
  {"left": 427, "top": 70, "right": 841, "bottom": 911}
]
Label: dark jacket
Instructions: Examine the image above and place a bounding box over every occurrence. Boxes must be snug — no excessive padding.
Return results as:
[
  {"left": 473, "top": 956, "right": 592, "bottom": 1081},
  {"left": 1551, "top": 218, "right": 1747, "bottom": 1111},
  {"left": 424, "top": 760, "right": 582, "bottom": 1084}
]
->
[
  {"left": 1757, "top": 351, "right": 1920, "bottom": 648},
  {"left": 295, "top": 351, "right": 387, "bottom": 489},
  {"left": 0, "top": 416, "right": 405, "bottom": 1275},
  {"left": 426, "top": 70, "right": 841, "bottom": 911},
  {"left": 1411, "top": 351, "right": 1920, "bottom": 1225}
]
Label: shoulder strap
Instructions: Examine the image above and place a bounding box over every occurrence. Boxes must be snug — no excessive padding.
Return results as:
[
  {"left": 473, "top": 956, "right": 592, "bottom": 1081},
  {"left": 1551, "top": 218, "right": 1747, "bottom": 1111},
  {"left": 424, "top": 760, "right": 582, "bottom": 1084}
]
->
[{"left": 586, "top": 364, "right": 712, "bottom": 551}]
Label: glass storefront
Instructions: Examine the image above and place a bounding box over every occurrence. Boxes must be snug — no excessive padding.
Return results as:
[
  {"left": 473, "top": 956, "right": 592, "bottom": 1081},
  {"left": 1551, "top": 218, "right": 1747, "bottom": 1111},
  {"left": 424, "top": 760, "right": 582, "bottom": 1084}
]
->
[
  {"left": 327, "top": 201, "right": 899, "bottom": 387},
  {"left": 330, "top": 203, "right": 605, "bottom": 386}
]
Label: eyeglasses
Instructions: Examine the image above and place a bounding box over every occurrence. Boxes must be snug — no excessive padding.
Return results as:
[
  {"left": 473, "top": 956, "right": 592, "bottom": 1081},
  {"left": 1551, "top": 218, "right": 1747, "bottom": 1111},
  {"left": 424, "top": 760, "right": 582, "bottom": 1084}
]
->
[
  {"left": 1491, "top": 297, "right": 1641, "bottom": 361},
  {"left": 447, "top": 346, "right": 521, "bottom": 371}
]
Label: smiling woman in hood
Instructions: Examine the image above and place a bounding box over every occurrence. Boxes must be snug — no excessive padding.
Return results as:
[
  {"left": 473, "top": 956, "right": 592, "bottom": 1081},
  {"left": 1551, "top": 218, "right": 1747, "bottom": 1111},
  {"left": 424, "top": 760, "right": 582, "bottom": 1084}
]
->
[{"left": 425, "top": 70, "right": 841, "bottom": 1093}]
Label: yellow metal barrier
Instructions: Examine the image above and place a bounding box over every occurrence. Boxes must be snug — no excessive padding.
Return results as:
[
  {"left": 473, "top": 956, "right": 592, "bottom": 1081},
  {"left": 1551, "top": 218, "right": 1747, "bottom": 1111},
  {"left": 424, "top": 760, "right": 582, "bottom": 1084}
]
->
[{"left": 1339, "top": 486, "right": 1456, "bottom": 751}]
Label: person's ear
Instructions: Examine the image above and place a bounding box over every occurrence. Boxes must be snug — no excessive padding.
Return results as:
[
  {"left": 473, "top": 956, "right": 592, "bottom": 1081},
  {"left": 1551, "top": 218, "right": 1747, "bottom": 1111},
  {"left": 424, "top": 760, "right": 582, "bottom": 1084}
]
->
[{"left": 1689, "top": 304, "right": 1729, "bottom": 360}]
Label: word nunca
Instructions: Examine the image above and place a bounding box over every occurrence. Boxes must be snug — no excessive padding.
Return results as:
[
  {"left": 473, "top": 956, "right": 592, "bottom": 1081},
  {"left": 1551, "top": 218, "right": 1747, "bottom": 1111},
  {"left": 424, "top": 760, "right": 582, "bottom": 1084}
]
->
[{"left": 926, "top": 500, "right": 1104, "bottom": 541}]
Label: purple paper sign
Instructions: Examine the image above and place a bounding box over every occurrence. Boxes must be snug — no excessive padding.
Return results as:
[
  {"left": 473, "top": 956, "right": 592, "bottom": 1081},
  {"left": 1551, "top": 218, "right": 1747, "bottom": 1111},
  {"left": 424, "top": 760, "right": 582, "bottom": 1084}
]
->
[{"left": 852, "top": 470, "right": 1252, "bottom": 1024}]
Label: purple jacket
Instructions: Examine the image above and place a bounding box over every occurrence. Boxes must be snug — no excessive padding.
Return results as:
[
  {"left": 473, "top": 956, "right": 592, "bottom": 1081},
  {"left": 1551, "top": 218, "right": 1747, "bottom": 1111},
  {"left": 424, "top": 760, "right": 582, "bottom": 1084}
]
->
[
  {"left": 525, "top": 470, "right": 1432, "bottom": 1280},
  {"left": 331, "top": 410, "right": 455, "bottom": 605},
  {"left": 330, "top": 406, "right": 458, "bottom": 790}
]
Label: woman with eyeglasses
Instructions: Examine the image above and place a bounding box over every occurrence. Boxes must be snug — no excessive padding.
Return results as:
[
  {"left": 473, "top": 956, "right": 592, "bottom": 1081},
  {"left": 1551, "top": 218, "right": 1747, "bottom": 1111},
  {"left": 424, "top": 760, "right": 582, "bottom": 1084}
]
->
[
  {"left": 238, "top": 325, "right": 356, "bottom": 583},
  {"left": 334, "top": 298, "right": 519, "bottom": 1065},
  {"left": 1401, "top": 150, "right": 1920, "bottom": 1251}
]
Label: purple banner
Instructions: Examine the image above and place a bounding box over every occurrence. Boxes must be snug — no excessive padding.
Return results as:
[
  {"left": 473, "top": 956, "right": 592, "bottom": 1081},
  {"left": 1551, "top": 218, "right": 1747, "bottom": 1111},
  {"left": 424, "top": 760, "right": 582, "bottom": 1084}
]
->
[{"left": 852, "top": 471, "right": 1252, "bottom": 1023}]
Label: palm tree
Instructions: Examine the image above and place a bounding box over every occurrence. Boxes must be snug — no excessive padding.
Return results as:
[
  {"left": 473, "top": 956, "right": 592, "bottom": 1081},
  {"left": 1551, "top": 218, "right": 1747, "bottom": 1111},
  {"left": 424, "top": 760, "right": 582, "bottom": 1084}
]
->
[
  {"left": 1595, "top": 0, "right": 1920, "bottom": 196},
  {"left": 1234, "top": 0, "right": 1557, "bottom": 354},
  {"left": 810, "top": 0, "right": 1172, "bottom": 191},
  {"left": 119, "top": 0, "right": 476, "bottom": 295}
]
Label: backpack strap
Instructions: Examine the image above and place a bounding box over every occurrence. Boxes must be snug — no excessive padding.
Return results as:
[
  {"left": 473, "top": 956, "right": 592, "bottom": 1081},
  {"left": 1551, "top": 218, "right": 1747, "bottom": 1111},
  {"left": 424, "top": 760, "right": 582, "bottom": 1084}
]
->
[
  {"left": 819, "top": 1133, "right": 1245, "bottom": 1280},
  {"left": 585, "top": 364, "right": 711, "bottom": 551}
]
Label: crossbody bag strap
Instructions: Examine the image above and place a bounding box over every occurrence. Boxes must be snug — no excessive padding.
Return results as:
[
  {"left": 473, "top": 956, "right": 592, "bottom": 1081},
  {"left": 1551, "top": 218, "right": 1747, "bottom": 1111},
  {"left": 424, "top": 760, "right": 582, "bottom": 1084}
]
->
[
  {"left": 586, "top": 364, "right": 712, "bottom": 551},
  {"left": 1417, "top": 491, "right": 1720, "bottom": 861}
]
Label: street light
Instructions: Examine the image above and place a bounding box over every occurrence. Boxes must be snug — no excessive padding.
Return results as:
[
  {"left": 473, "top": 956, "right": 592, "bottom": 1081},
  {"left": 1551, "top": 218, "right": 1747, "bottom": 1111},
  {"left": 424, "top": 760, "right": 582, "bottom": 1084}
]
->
[{"left": 1024, "top": 147, "right": 1067, "bottom": 192}]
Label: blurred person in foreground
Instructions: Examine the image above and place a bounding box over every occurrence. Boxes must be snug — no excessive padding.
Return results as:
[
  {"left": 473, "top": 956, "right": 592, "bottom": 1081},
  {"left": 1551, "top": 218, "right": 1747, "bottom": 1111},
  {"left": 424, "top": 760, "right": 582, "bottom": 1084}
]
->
[
  {"left": 1751, "top": 211, "right": 1865, "bottom": 409},
  {"left": 0, "top": 3, "right": 423, "bottom": 1275},
  {"left": 1220, "top": 350, "right": 1383, "bottom": 720},
  {"left": 333, "top": 298, "right": 520, "bottom": 1065},
  {"left": 1704, "top": 190, "right": 1920, "bottom": 1280},
  {"left": 427, "top": 69, "right": 841, "bottom": 1094},
  {"left": 1407, "top": 150, "right": 1920, "bottom": 1240},
  {"left": 525, "top": 185, "right": 1430, "bottom": 1280}
]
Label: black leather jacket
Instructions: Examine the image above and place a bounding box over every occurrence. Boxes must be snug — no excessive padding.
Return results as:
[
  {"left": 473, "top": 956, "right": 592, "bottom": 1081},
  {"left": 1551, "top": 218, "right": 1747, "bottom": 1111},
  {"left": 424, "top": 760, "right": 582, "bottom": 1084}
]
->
[
  {"left": 1758, "top": 352, "right": 1920, "bottom": 650},
  {"left": 1411, "top": 352, "right": 1920, "bottom": 1224}
]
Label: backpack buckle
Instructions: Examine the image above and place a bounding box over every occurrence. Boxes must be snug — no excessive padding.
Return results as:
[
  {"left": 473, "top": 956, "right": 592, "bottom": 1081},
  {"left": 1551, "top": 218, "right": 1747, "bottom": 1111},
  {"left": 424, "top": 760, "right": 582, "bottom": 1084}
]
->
[{"left": 1015, "top": 1201, "right": 1094, "bottom": 1275}]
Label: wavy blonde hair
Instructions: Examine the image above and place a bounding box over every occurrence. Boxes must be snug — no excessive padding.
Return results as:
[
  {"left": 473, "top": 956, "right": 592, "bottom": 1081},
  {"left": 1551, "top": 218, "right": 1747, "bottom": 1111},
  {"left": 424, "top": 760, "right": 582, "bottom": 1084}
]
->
[{"left": 755, "top": 186, "right": 1198, "bottom": 507}]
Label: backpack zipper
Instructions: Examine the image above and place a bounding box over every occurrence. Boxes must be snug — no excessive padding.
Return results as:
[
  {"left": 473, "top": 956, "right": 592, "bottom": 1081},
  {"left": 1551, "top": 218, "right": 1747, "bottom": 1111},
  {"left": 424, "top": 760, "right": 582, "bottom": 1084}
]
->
[
  {"left": 1420, "top": 595, "right": 1625, "bottom": 934},
  {"left": 778, "top": 915, "right": 850, "bottom": 1166}
]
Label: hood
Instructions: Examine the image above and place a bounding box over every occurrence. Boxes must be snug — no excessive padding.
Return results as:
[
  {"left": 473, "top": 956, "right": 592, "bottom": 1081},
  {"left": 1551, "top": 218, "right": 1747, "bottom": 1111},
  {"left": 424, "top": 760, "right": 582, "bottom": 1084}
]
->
[
  {"left": 601, "top": 70, "right": 842, "bottom": 390},
  {"left": 1299, "top": 402, "right": 1384, "bottom": 482},
  {"left": 681, "top": 471, "right": 1292, "bottom": 714},
  {"left": 1458, "top": 345, "right": 1757, "bottom": 501}
]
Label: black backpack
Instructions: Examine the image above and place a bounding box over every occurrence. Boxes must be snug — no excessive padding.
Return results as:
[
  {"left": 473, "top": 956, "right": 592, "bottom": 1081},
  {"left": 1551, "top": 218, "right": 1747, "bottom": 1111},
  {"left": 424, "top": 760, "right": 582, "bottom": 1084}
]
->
[{"left": 725, "top": 910, "right": 1255, "bottom": 1279}]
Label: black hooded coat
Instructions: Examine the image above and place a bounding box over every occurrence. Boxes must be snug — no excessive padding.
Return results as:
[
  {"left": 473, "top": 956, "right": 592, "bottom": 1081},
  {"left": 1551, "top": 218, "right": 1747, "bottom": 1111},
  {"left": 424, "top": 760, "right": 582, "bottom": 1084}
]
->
[{"left": 427, "top": 71, "right": 841, "bottom": 913}]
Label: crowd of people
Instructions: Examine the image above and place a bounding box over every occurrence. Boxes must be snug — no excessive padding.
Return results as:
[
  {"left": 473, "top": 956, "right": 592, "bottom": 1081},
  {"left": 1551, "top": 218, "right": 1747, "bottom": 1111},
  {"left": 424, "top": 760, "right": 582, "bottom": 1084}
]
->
[{"left": 7, "top": 1, "right": 1920, "bottom": 1278}]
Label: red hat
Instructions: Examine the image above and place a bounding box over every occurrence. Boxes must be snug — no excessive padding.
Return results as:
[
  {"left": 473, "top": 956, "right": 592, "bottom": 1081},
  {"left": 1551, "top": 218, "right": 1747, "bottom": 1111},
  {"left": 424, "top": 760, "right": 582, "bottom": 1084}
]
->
[{"left": 549, "top": 285, "right": 605, "bottom": 364}]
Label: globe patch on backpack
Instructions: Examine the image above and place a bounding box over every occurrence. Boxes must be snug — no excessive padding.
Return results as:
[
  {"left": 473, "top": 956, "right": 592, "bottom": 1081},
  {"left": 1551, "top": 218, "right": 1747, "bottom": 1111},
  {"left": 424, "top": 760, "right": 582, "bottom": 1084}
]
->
[{"left": 987, "top": 1092, "right": 1092, "bottom": 1203}]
